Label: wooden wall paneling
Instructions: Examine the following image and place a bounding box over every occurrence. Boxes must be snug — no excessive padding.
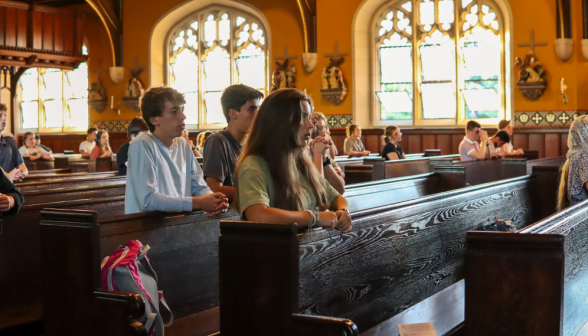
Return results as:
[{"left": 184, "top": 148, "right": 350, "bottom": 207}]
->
[
  {"left": 452, "top": 134, "right": 463, "bottom": 155},
  {"left": 422, "top": 135, "right": 436, "bottom": 151},
  {"left": 365, "top": 135, "right": 380, "bottom": 155},
  {"left": 32, "top": 11, "right": 43, "bottom": 49},
  {"left": 512, "top": 134, "right": 529, "bottom": 151},
  {"left": 544, "top": 133, "right": 560, "bottom": 158},
  {"left": 561, "top": 133, "right": 568, "bottom": 157},
  {"left": 53, "top": 14, "right": 63, "bottom": 52},
  {"left": 75, "top": 13, "right": 83, "bottom": 53},
  {"left": 399, "top": 136, "right": 408, "bottom": 153},
  {"left": 407, "top": 135, "right": 422, "bottom": 154},
  {"left": 528, "top": 134, "right": 545, "bottom": 158},
  {"left": 5, "top": 7, "right": 16, "bottom": 47},
  {"left": 62, "top": 15, "right": 74, "bottom": 52},
  {"left": 437, "top": 134, "right": 452, "bottom": 155},
  {"left": 0, "top": 8, "right": 5, "bottom": 46},
  {"left": 43, "top": 12, "right": 54, "bottom": 51},
  {"left": 16, "top": 8, "right": 27, "bottom": 48}
]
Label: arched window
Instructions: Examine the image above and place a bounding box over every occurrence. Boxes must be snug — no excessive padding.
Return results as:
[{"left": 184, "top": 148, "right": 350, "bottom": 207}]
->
[
  {"left": 374, "top": 0, "right": 506, "bottom": 126},
  {"left": 167, "top": 6, "right": 268, "bottom": 129},
  {"left": 18, "top": 46, "right": 89, "bottom": 133}
]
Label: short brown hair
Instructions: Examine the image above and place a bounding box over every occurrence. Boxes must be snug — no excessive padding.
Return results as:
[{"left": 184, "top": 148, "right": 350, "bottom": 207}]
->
[
  {"left": 466, "top": 120, "right": 481, "bottom": 132},
  {"left": 0, "top": 103, "right": 7, "bottom": 112},
  {"left": 127, "top": 117, "right": 149, "bottom": 141},
  {"left": 346, "top": 124, "right": 359, "bottom": 137},
  {"left": 141, "top": 87, "right": 186, "bottom": 132},
  {"left": 498, "top": 119, "right": 511, "bottom": 130},
  {"left": 221, "top": 84, "right": 264, "bottom": 123}
]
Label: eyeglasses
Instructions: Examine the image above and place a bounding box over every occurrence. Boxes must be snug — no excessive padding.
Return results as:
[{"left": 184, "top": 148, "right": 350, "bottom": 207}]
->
[{"left": 473, "top": 130, "right": 480, "bottom": 134}]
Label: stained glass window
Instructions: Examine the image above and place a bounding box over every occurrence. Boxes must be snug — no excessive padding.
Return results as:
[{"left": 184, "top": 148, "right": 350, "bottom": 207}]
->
[
  {"left": 376, "top": 0, "right": 506, "bottom": 125},
  {"left": 168, "top": 7, "right": 268, "bottom": 128},
  {"left": 18, "top": 46, "right": 89, "bottom": 132}
]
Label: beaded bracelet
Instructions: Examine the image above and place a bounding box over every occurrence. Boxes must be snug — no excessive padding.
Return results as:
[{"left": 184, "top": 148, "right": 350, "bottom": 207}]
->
[{"left": 306, "top": 209, "right": 316, "bottom": 232}]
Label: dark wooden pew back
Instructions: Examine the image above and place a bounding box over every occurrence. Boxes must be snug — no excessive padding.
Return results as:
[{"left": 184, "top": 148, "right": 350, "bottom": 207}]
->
[
  {"left": 219, "top": 167, "right": 560, "bottom": 334},
  {"left": 18, "top": 175, "right": 125, "bottom": 192},
  {"left": 21, "top": 171, "right": 119, "bottom": 182}
]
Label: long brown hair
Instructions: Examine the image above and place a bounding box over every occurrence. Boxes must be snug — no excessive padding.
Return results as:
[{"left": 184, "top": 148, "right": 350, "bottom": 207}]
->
[
  {"left": 557, "top": 159, "right": 571, "bottom": 211},
  {"left": 235, "top": 89, "right": 329, "bottom": 211},
  {"left": 383, "top": 126, "right": 399, "bottom": 145},
  {"left": 95, "top": 130, "right": 112, "bottom": 154}
]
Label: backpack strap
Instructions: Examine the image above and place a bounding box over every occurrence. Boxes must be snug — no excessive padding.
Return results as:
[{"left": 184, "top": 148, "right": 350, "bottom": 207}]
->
[{"left": 158, "top": 291, "right": 174, "bottom": 326}]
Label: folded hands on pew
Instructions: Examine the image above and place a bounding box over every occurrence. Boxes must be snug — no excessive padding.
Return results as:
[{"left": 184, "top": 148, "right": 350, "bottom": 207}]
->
[
  {"left": 194, "top": 192, "right": 229, "bottom": 218},
  {"left": 8, "top": 168, "right": 24, "bottom": 182},
  {"left": 0, "top": 192, "right": 15, "bottom": 212}
]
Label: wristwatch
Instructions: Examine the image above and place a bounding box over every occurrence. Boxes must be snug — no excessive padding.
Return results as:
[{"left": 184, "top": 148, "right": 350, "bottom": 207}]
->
[{"left": 323, "top": 157, "right": 332, "bottom": 167}]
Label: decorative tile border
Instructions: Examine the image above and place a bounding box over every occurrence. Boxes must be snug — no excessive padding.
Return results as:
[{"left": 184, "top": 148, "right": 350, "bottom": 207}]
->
[
  {"left": 514, "top": 110, "right": 588, "bottom": 127},
  {"left": 325, "top": 114, "right": 353, "bottom": 128},
  {"left": 89, "top": 115, "right": 355, "bottom": 132},
  {"left": 90, "top": 121, "right": 130, "bottom": 132}
]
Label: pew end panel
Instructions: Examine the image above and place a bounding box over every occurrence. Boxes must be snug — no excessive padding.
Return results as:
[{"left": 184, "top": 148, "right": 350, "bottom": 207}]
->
[
  {"left": 424, "top": 149, "right": 442, "bottom": 157},
  {"left": 219, "top": 221, "right": 359, "bottom": 336},
  {"left": 40, "top": 209, "right": 146, "bottom": 336}
]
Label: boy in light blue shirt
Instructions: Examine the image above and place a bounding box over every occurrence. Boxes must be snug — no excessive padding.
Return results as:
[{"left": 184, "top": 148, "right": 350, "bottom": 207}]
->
[{"left": 125, "top": 87, "right": 228, "bottom": 215}]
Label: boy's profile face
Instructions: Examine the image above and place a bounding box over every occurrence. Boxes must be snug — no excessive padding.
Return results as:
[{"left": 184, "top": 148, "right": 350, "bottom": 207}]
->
[{"left": 150, "top": 101, "right": 186, "bottom": 139}]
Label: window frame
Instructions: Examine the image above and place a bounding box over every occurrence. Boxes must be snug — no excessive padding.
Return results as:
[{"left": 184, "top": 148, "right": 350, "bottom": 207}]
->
[
  {"left": 372, "top": 0, "right": 510, "bottom": 127},
  {"left": 165, "top": 5, "right": 270, "bottom": 130},
  {"left": 15, "top": 64, "right": 89, "bottom": 135}
]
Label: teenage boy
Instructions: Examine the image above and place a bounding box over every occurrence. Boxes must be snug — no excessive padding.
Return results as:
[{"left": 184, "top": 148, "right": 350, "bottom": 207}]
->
[
  {"left": 203, "top": 84, "right": 263, "bottom": 202},
  {"left": 35, "top": 135, "right": 52, "bottom": 153},
  {"left": 125, "top": 87, "right": 229, "bottom": 216},
  {"left": 0, "top": 104, "right": 27, "bottom": 182},
  {"left": 459, "top": 121, "right": 488, "bottom": 161},
  {"left": 79, "top": 128, "right": 97, "bottom": 157},
  {"left": 487, "top": 131, "right": 509, "bottom": 157},
  {"left": 498, "top": 119, "right": 524, "bottom": 156},
  {"left": 117, "top": 117, "right": 150, "bottom": 175}
]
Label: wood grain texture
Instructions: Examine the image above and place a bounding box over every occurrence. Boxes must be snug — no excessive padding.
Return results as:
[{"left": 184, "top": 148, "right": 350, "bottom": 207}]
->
[
  {"left": 529, "top": 134, "right": 546, "bottom": 158},
  {"left": 544, "top": 133, "right": 560, "bottom": 158},
  {"left": 422, "top": 135, "right": 436, "bottom": 151},
  {"left": 16, "top": 8, "right": 27, "bottom": 48},
  {"left": 407, "top": 134, "right": 422, "bottom": 154},
  {"left": 296, "top": 172, "right": 558, "bottom": 331}
]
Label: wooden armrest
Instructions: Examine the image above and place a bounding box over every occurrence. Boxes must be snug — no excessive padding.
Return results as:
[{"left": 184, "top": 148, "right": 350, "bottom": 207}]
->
[
  {"left": 291, "top": 313, "right": 358, "bottom": 336},
  {"left": 94, "top": 290, "right": 147, "bottom": 336}
]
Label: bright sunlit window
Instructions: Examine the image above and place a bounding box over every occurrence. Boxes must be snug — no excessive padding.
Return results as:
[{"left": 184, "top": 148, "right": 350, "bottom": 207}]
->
[
  {"left": 375, "top": 0, "right": 506, "bottom": 126},
  {"left": 18, "top": 46, "right": 89, "bottom": 133},
  {"left": 168, "top": 7, "right": 268, "bottom": 129}
]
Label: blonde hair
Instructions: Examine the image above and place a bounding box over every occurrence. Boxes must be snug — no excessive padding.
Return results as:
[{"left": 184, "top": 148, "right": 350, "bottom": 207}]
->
[{"left": 557, "top": 159, "right": 571, "bottom": 211}]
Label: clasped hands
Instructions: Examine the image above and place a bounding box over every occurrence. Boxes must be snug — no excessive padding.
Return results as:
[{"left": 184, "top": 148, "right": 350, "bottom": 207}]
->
[
  {"left": 318, "top": 209, "right": 352, "bottom": 233},
  {"left": 309, "top": 135, "right": 332, "bottom": 156},
  {"left": 0, "top": 193, "right": 15, "bottom": 212}
]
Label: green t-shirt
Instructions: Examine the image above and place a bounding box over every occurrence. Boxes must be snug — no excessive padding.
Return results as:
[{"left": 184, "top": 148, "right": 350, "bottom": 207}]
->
[{"left": 237, "top": 155, "right": 340, "bottom": 219}]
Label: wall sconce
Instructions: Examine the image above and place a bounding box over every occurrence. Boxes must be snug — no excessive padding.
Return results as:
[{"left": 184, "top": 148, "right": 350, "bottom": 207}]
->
[{"left": 561, "top": 78, "right": 568, "bottom": 104}]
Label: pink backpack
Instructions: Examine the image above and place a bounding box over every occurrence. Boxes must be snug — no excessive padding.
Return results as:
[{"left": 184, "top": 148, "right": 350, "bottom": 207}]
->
[{"left": 101, "top": 240, "right": 173, "bottom": 335}]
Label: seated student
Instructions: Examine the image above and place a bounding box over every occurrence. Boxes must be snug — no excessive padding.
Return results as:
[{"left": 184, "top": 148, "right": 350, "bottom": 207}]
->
[
  {"left": 0, "top": 168, "right": 24, "bottom": 215},
  {"left": 235, "top": 89, "right": 352, "bottom": 233},
  {"left": 125, "top": 87, "right": 229, "bottom": 215},
  {"left": 79, "top": 128, "right": 97, "bottom": 157},
  {"left": 19, "top": 132, "right": 52, "bottom": 161},
  {"left": 0, "top": 104, "right": 27, "bottom": 182},
  {"left": 117, "top": 117, "right": 150, "bottom": 175},
  {"left": 498, "top": 119, "right": 524, "bottom": 156},
  {"left": 182, "top": 129, "right": 202, "bottom": 157},
  {"left": 558, "top": 115, "right": 588, "bottom": 210},
  {"left": 310, "top": 112, "right": 345, "bottom": 194},
  {"left": 90, "top": 130, "right": 113, "bottom": 159},
  {"left": 459, "top": 121, "right": 488, "bottom": 161},
  {"left": 196, "top": 131, "right": 213, "bottom": 156},
  {"left": 344, "top": 124, "right": 370, "bottom": 157},
  {"left": 381, "top": 126, "right": 406, "bottom": 160},
  {"left": 487, "top": 131, "right": 509, "bottom": 157},
  {"left": 203, "top": 84, "right": 263, "bottom": 202},
  {"left": 35, "top": 134, "right": 52, "bottom": 154}
]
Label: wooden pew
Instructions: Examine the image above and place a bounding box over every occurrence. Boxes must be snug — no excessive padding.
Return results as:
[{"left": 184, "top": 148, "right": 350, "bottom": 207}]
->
[
  {"left": 54, "top": 156, "right": 116, "bottom": 173},
  {"left": 28, "top": 168, "right": 71, "bottom": 175},
  {"left": 218, "top": 167, "right": 560, "bottom": 334},
  {"left": 39, "top": 209, "right": 240, "bottom": 336},
  {"left": 336, "top": 151, "right": 442, "bottom": 172},
  {"left": 345, "top": 166, "right": 466, "bottom": 211},
  {"left": 21, "top": 171, "right": 119, "bottom": 183},
  {"left": 465, "top": 173, "right": 587, "bottom": 336},
  {"left": 18, "top": 175, "right": 125, "bottom": 191},
  {"left": 344, "top": 154, "right": 460, "bottom": 184},
  {"left": 0, "top": 196, "right": 126, "bottom": 331},
  {"left": 22, "top": 183, "right": 125, "bottom": 204}
]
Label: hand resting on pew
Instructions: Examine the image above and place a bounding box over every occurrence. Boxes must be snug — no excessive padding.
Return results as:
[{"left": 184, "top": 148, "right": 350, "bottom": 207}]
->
[
  {"left": 194, "top": 192, "right": 229, "bottom": 218},
  {"left": 0, "top": 193, "right": 15, "bottom": 212}
]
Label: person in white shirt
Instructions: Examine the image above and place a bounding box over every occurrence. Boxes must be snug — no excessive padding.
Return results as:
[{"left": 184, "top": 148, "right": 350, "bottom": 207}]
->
[
  {"left": 79, "top": 128, "right": 97, "bottom": 157},
  {"left": 498, "top": 119, "right": 524, "bottom": 156},
  {"left": 125, "top": 87, "right": 229, "bottom": 215},
  {"left": 19, "top": 132, "right": 52, "bottom": 161}
]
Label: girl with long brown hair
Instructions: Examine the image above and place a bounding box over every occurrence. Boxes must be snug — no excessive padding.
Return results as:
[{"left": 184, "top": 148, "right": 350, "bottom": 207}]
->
[
  {"left": 235, "top": 89, "right": 352, "bottom": 233},
  {"left": 90, "top": 130, "right": 113, "bottom": 159},
  {"left": 381, "top": 126, "right": 406, "bottom": 160},
  {"left": 558, "top": 115, "right": 588, "bottom": 211}
]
